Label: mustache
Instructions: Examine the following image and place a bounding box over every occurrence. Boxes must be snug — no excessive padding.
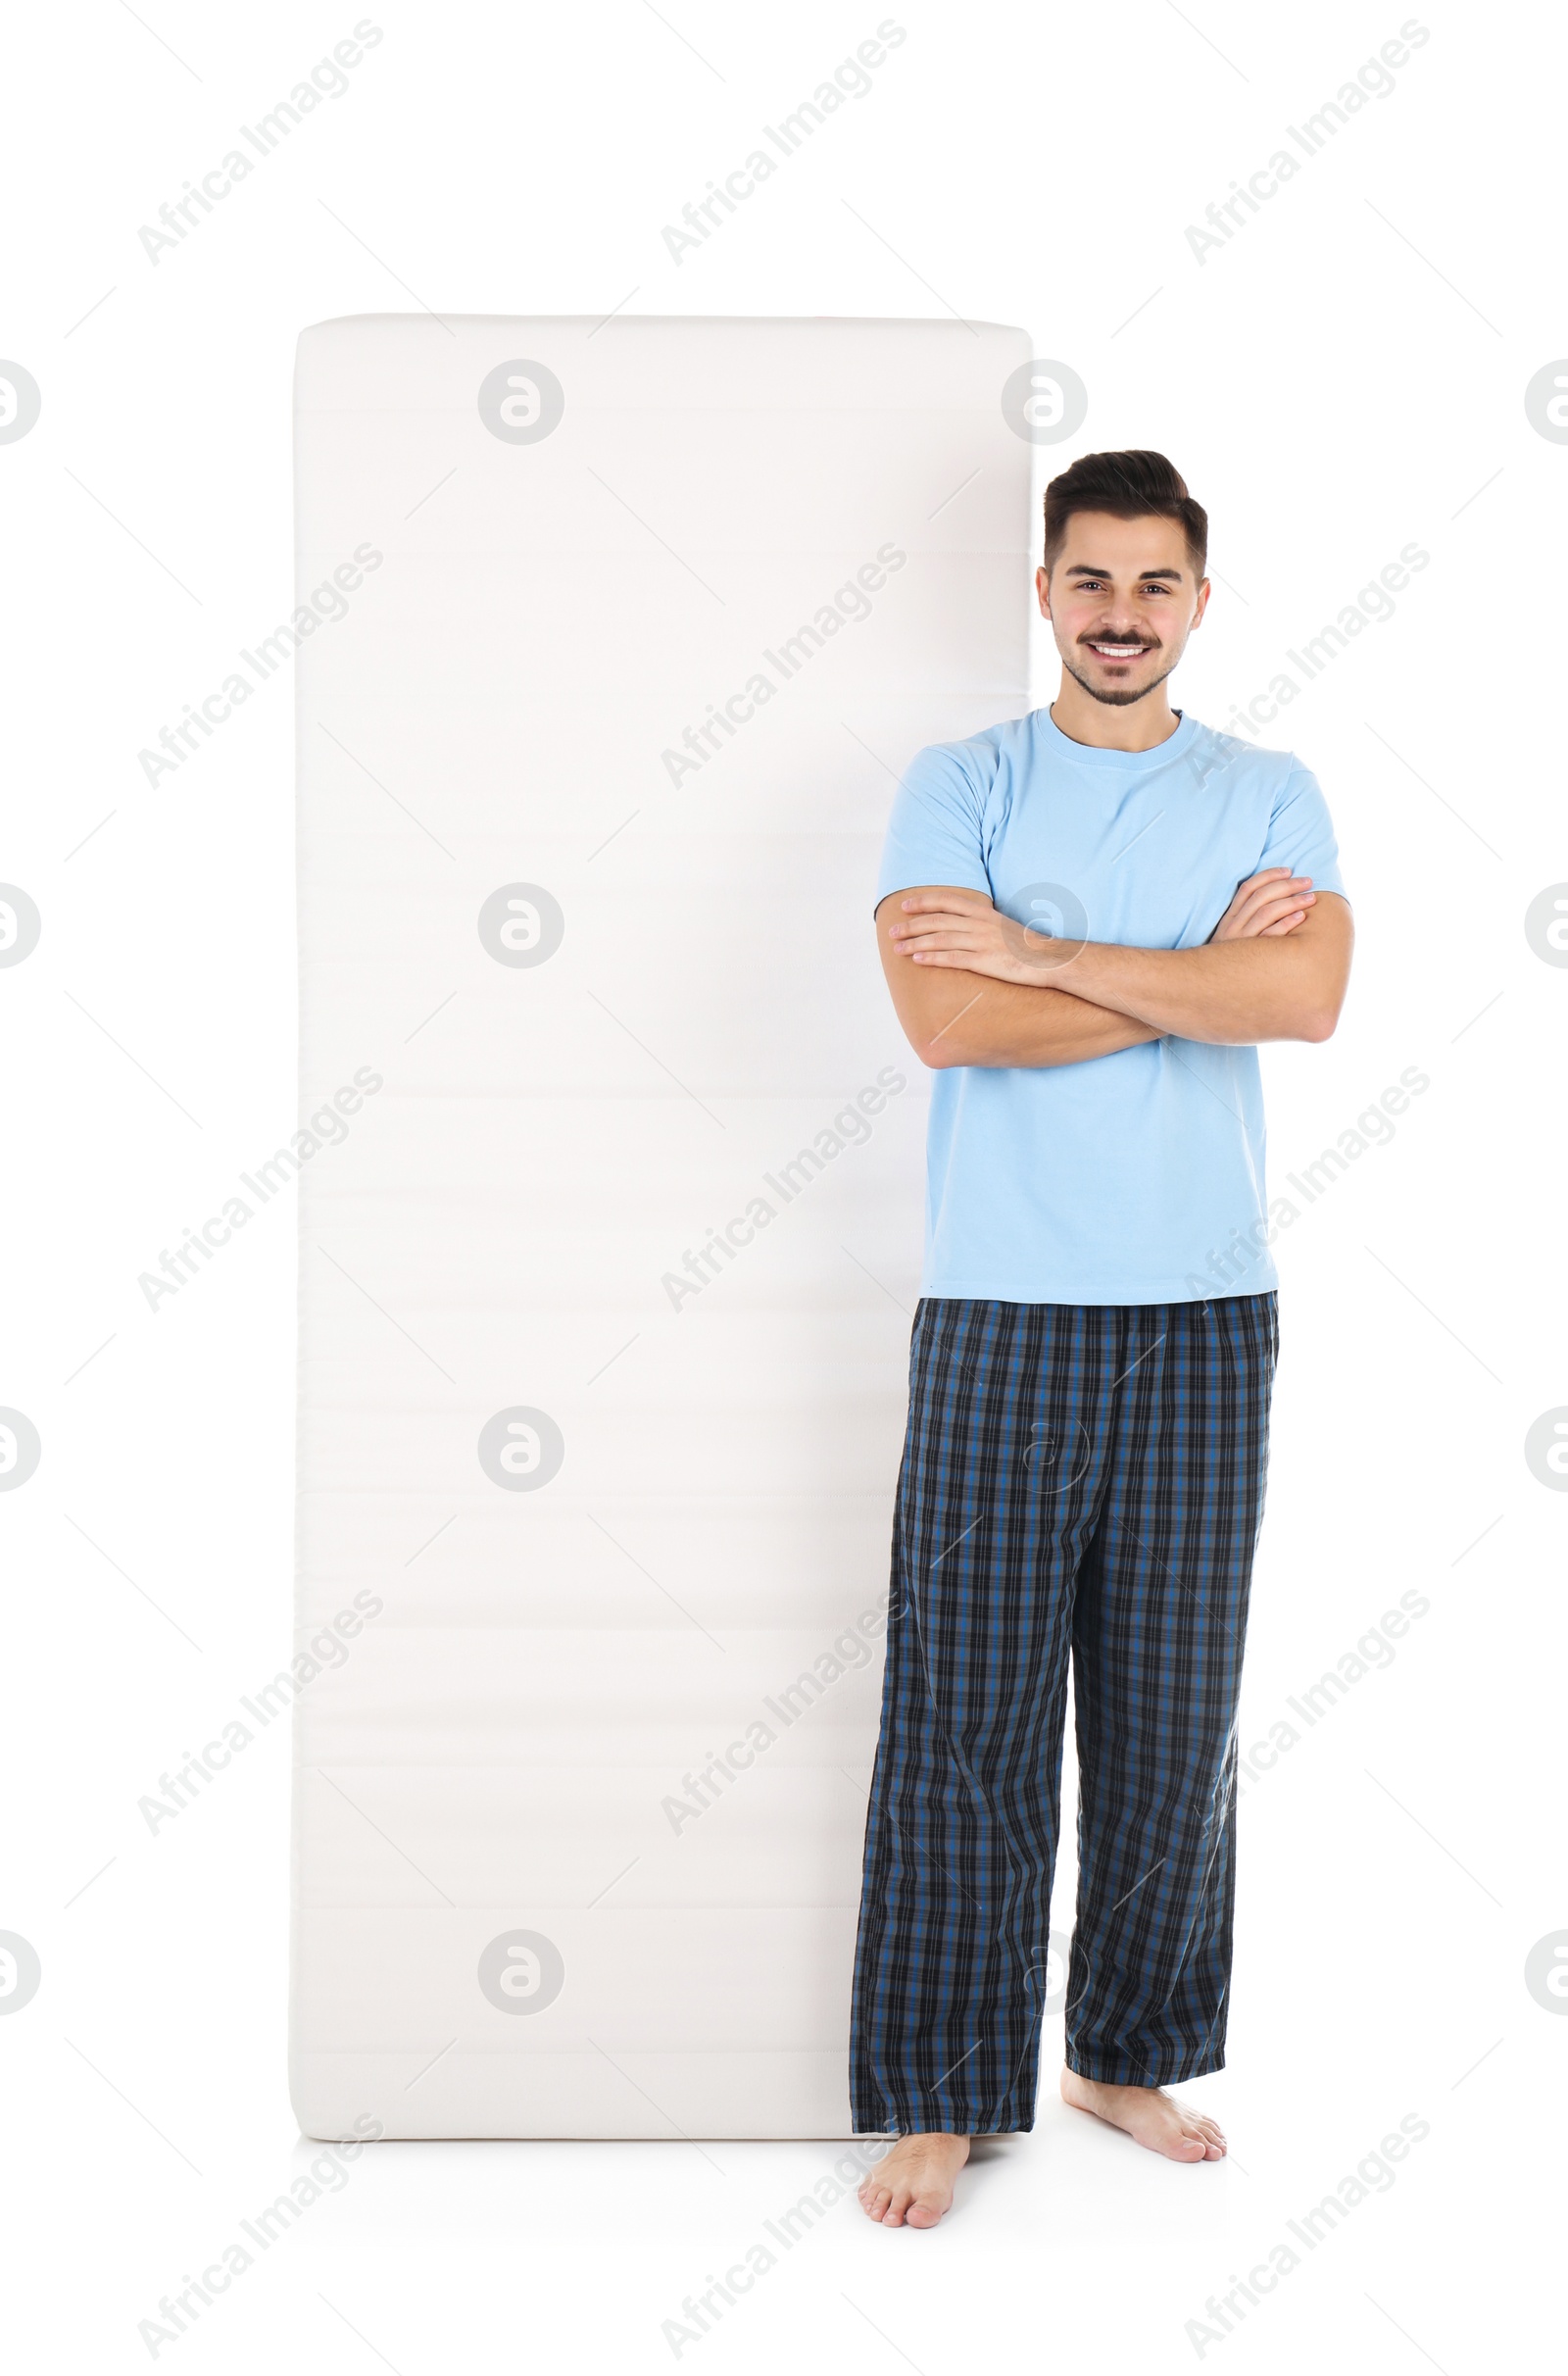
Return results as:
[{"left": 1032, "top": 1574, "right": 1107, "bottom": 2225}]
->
[{"left": 1080, "top": 631, "right": 1159, "bottom": 651}]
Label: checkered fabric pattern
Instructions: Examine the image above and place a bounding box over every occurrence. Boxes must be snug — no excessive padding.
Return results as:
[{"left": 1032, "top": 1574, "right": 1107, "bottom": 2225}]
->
[{"left": 850, "top": 1292, "right": 1279, "bottom": 2134}]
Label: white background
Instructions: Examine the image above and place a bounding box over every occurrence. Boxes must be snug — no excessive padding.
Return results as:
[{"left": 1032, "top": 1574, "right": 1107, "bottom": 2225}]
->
[{"left": 2, "top": 0, "right": 1562, "bottom": 2367}]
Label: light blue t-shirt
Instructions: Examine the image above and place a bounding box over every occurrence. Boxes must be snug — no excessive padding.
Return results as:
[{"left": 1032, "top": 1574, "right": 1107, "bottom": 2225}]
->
[{"left": 875, "top": 707, "right": 1347, "bottom": 1306}]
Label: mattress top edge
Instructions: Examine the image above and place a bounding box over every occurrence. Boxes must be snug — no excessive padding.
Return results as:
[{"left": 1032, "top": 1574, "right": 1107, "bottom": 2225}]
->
[{"left": 295, "top": 312, "right": 1032, "bottom": 343}]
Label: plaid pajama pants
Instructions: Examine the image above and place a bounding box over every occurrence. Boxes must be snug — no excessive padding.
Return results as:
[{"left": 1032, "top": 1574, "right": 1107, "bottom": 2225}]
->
[{"left": 850, "top": 1291, "right": 1279, "bottom": 2135}]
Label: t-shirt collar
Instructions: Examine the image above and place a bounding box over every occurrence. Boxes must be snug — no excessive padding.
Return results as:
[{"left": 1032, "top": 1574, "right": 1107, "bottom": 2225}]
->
[{"left": 1035, "top": 704, "right": 1200, "bottom": 770}]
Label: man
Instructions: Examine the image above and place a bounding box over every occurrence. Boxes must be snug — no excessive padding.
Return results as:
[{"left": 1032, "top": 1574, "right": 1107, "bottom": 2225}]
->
[{"left": 850, "top": 448, "right": 1352, "bottom": 2228}]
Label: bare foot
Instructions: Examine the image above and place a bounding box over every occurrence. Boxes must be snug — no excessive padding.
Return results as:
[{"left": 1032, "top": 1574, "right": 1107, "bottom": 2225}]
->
[
  {"left": 1059, "top": 2066, "right": 1226, "bottom": 2161},
  {"left": 857, "top": 2133, "right": 970, "bottom": 2227}
]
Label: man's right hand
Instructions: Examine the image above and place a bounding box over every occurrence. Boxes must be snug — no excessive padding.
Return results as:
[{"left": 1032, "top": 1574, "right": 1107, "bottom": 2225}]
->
[{"left": 1210, "top": 868, "right": 1315, "bottom": 941}]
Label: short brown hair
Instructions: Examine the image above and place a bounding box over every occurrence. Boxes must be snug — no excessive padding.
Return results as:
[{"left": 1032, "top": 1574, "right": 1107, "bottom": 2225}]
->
[{"left": 1042, "top": 449, "right": 1207, "bottom": 581}]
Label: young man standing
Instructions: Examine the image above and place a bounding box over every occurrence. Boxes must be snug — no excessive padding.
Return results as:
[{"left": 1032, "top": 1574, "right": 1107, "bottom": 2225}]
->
[{"left": 851, "top": 449, "right": 1353, "bottom": 2228}]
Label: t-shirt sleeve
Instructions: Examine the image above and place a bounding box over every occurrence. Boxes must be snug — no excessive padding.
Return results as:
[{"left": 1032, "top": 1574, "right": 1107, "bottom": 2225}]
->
[
  {"left": 1256, "top": 760, "right": 1348, "bottom": 901},
  {"left": 873, "top": 741, "right": 994, "bottom": 910}
]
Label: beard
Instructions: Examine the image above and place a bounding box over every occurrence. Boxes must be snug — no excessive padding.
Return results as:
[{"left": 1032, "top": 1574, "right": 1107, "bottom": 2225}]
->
[{"left": 1060, "top": 645, "right": 1179, "bottom": 710}]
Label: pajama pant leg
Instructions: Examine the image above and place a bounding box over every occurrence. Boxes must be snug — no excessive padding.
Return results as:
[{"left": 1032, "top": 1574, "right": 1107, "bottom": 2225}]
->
[
  {"left": 1063, "top": 1291, "right": 1279, "bottom": 2084},
  {"left": 850, "top": 1296, "right": 1108, "bottom": 2136},
  {"left": 849, "top": 1291, "right": 1277, "bottom": 2135}
]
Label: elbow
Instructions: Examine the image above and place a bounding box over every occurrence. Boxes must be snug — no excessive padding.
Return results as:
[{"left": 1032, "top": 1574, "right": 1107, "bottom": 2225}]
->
[
  {"left": 909, "top": 1021, "right": 965, "bottom": 1069},
  {"left": 1298, "top": 950, "right": 1351, "bottom": 1044}
]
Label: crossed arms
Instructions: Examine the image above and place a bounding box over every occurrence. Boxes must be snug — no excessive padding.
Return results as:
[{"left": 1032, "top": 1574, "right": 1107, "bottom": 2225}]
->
[{"left": 876, "top": 870, "right": 1353, "bottom": 1070}]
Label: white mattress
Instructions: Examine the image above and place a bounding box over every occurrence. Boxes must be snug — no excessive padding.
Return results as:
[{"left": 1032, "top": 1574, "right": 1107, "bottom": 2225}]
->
[{"left": 289, "top": 311, "right": 1032, "bottom": 2138}]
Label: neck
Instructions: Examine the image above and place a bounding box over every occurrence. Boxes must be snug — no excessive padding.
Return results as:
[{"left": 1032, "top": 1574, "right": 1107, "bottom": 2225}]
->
[{"left": 1049, "top": 677, "right": 1183, "bottom": 753}]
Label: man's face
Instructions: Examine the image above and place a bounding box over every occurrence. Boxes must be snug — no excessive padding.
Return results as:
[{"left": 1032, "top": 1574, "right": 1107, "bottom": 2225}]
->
[{"left": 1036, "top": 511, "right": 1209, "bottom": 709}]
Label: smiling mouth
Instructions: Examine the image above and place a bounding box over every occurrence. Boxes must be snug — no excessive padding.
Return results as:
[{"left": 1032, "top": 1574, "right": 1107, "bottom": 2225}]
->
[{"left": 1085, "top": 639, "right": 1153, "bottom": 660}]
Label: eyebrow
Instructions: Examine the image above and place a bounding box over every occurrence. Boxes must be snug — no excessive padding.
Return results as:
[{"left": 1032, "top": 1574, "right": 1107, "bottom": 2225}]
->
[{"left": 1063, "top": 564, "right": 1185, "bottom": 582}]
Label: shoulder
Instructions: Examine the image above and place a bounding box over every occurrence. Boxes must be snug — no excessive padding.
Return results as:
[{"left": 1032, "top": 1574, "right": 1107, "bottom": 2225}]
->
[
  {"left": 1186, "top": 718, "right": 1321, "bottom": 803},
  {"left": 900, "top": 710, "right": 1033, "bottom": 801}
]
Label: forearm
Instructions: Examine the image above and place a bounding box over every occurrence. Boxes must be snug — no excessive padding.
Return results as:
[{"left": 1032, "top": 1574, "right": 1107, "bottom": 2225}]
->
[
  {"left": 918, "top": 975, "right": 1161, "bottom": 1070},
  {"left": 885, "top": 879, "right": 1349, "bottom": 1058},
  {"left": 1046, "top": 936, "right": 1336, "bottom": 1045}
]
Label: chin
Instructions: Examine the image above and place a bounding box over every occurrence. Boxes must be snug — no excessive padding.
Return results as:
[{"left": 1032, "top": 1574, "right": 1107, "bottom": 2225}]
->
[{"left": 1063, "top": 653, "right": 1176, "bottom": 710}]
